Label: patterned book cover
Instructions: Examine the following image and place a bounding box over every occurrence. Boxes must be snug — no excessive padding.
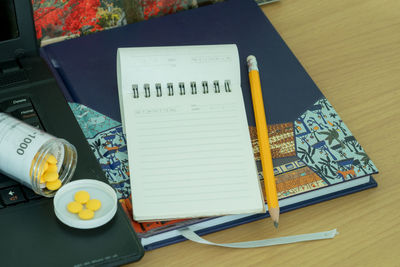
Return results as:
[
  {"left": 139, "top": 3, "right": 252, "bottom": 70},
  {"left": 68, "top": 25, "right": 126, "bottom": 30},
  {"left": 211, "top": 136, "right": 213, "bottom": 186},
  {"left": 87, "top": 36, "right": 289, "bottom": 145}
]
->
[{"left": 69, "top": 95, "right": 377, "bottom": 237}]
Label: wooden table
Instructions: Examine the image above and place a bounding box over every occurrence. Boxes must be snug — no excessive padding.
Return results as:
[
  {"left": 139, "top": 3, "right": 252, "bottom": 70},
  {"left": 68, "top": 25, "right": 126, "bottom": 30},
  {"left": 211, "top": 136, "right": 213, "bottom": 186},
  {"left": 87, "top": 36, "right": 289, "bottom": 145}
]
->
[{"left": 131, "top": 0, "right": 400, "bottom": 265}]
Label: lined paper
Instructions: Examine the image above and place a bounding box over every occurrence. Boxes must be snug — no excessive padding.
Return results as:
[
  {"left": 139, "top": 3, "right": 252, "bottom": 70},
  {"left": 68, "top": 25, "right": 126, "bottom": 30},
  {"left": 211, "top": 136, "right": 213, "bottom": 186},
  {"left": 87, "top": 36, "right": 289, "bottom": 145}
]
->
[{"left": 117, "top": 45, "right": 265, "bottom": 221}]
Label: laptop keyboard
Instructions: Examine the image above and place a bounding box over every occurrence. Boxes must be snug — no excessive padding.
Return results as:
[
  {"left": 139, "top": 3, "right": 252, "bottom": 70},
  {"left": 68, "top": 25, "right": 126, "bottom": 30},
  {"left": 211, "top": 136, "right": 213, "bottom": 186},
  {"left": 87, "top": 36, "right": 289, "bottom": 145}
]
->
[{"left": 0, "top": 96, "right": 44, "bottom": 208}]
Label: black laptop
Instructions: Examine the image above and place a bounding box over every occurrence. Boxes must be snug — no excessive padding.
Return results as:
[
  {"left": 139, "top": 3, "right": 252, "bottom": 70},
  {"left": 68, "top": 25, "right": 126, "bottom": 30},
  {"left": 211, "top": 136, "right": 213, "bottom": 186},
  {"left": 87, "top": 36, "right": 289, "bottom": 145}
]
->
[{"left": 0, "top": 0, "right": 144, "bottom": 265}]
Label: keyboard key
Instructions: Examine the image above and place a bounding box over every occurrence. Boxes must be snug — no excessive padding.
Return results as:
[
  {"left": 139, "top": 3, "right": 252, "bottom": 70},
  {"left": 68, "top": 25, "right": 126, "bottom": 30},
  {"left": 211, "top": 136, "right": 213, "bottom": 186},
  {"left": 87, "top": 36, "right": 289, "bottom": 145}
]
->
[
  {"left": 0, "top": 96, "right": 31, "bottom": 112},
  {"left": 12, "top": 106, "right": 37, "bottom": 121},
  {"left": 0, "top": 173, "right": 18, "bottom": 189},
  {"left": 22, "top": 186, "right": 42, "bottom": 200},
  {"left": 0, "top": 186, "right": 26, "bottom": 206},
  {"left": 23, "top": 116, "right": 44, "bottom": 130},
  {"left": 30, "top": 120, "right": 44, "bottom": 130}
]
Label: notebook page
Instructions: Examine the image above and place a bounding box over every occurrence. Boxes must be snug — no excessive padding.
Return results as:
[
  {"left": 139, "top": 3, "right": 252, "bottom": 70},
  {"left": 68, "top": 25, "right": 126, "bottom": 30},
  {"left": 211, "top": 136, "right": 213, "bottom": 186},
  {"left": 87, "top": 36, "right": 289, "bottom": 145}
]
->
[{"left": 117, "top": 45, "right": 265, "bottom": 221}]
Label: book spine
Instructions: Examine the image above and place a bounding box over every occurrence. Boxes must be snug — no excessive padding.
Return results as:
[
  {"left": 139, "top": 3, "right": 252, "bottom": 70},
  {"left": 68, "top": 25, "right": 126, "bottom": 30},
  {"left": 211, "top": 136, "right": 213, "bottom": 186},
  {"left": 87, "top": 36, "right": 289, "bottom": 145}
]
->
[{"left": 39, "top": 47, "right": 75, "bottom": 103}]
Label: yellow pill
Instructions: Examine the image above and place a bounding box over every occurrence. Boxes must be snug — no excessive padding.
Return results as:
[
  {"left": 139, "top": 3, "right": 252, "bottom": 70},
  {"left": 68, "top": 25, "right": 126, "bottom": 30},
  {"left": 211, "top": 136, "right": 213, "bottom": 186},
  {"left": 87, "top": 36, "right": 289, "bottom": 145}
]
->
[
  {"left": 42, "top": 171, "right": 59, "bottom": 182},
  {"left": 78, "top": 209, "right": 94, "bottom": 220},
  {"left": 86, "top": 199, "right": 101, "bottom": 211},
  {"left": 29, "top": 159, "right": 48, "bottom": 177},
  {"left": 41, "top": 161, "right": 49, "bottom": 172},
  {"left": 67, "top": 201, "right": 83, "bottom": 214},
  {"left": 47, "top": 164, "right": 58, "bottom": 173},
  {"left": 46, "top": 155, "right": 57, "bottom": 164},
  {"left": 40, "top": 175, "right": 46, "bottom": 184},
  {"left": 36, "top": 161, "right": 48, "bottom": 175},
  {"left": 74, "top": 190, "right": 90, "bottom": 204},
  {"left": 46, "top": 179, "right": 62, "bottom": 190},
  {"left": 39, "top": 168, "right": 46, "bottom": 177}
]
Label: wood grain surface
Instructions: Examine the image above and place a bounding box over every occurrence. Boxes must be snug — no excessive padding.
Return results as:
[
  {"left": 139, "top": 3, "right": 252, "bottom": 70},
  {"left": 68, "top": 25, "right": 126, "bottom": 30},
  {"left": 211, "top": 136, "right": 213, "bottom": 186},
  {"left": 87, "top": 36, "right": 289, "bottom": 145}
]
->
[{"left": 129, "top": 0, "right": 400, "bottom": 266}]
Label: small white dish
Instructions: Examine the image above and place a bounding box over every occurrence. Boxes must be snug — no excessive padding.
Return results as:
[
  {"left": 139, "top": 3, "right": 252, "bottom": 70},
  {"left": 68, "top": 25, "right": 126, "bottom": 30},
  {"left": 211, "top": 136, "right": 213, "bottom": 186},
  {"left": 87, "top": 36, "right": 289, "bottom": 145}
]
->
[{"left": 54, "top": 179, "right": 117, "bottom": 229}]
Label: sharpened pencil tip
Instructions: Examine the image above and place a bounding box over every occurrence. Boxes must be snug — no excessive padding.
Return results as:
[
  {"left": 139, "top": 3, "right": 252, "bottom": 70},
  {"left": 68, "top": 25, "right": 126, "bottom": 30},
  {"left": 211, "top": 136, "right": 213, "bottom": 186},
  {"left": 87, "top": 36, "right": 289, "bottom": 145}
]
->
[{"left": 274, "top": 221, "right": 279, "bottom": 229}]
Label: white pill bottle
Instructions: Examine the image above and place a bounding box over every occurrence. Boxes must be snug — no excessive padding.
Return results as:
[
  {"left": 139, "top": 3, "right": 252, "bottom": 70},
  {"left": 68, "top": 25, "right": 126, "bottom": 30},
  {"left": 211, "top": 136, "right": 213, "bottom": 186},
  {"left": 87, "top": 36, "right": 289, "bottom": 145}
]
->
[{"left": 0, "top": 113, "right": 77, "bottom": 197}]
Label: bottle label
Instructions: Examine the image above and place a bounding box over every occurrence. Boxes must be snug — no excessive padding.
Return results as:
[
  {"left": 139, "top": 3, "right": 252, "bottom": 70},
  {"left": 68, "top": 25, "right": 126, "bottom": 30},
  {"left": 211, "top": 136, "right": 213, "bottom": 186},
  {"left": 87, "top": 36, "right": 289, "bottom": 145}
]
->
[{"left": 0, "top": 113, "right": 54, "bottom": 187}]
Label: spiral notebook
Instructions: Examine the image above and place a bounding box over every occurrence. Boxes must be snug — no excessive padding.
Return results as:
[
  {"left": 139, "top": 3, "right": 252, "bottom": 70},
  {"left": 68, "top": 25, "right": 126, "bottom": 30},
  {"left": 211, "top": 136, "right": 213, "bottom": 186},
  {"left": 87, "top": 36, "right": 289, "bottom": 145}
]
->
[{"left": 116, "top": 44, "right": 265, "bottom": 221}]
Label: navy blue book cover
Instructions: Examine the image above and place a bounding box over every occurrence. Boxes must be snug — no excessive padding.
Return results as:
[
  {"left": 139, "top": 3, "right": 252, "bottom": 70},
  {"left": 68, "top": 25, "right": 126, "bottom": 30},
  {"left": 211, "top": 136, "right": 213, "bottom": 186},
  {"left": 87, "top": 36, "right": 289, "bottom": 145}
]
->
[{"left": 40, "top": 0, "right": 378, "bottom": 250}]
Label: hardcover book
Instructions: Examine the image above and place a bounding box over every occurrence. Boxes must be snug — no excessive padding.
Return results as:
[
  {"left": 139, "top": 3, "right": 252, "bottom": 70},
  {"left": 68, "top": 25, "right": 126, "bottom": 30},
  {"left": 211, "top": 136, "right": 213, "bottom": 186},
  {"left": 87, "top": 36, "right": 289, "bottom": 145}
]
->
[{"left": 40, "top": 0, "right": 378, "bottom": 250}]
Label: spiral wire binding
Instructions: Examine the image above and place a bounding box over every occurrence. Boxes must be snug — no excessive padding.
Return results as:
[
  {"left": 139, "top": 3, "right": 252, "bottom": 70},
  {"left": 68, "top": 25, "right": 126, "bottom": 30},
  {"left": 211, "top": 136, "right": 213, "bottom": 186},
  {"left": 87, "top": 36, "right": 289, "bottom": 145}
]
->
[
  {"left": 190, "top": 82, "right": 197, "bottom": 95},
  {"left": 156, "top": 83, "right": 162, "bottom": 97},
  {"left": 225, "top": 80, "right": 231, "bottom": 92},
  {"left": 202, "top": 81, "right": 209, "bottom": 94},
  {"left": 179, "top": 82, "right": 185, "bottom": 95},
  {"left": 132, "top": 84, "right": 139, "bottom": 98},
  {"left": 213, "top": 80, "right": 220, "bottom": 93},
  {"left": 167, "top": 83, "right": 174, "bottom": 96},
  {"left": 132, "top": 80, "right": 232, "bottom": 99},
  {"left": 144, "top": 83, "right": 151, "bottom": 98}
]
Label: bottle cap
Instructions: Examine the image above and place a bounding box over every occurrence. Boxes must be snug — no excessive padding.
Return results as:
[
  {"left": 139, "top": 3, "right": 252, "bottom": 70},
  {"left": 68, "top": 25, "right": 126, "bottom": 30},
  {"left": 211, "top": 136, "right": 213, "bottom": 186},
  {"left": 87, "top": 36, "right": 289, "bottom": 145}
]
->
[{"left": 53, "top": 179, "right": 117, "bottom": 229}]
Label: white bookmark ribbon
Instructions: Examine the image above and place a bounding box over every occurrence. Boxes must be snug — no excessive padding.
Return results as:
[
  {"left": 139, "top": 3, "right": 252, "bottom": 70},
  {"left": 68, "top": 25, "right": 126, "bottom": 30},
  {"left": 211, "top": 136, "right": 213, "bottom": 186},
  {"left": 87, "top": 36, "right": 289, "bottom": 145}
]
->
[{"left": 179, "top": 228, "right": 338, "bottom": 248}]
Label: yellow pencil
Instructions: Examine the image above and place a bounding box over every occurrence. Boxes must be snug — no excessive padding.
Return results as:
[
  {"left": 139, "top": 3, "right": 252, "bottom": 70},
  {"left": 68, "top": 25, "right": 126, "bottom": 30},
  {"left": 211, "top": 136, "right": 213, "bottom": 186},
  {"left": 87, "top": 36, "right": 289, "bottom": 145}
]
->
[{"left": 247, "top": 55, "right": 280, "bottom": 228}]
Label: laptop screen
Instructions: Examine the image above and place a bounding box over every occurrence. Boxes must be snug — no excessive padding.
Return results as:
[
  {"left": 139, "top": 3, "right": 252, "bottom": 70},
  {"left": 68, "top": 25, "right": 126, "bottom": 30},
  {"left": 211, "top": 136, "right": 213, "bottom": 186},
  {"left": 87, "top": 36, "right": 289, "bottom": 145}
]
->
[
  {"left": 0, "top": 0, "right": 37, "bottom": 62},
  {"left": 0, "top": 0, "right": 19, "bottom": 42}
]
